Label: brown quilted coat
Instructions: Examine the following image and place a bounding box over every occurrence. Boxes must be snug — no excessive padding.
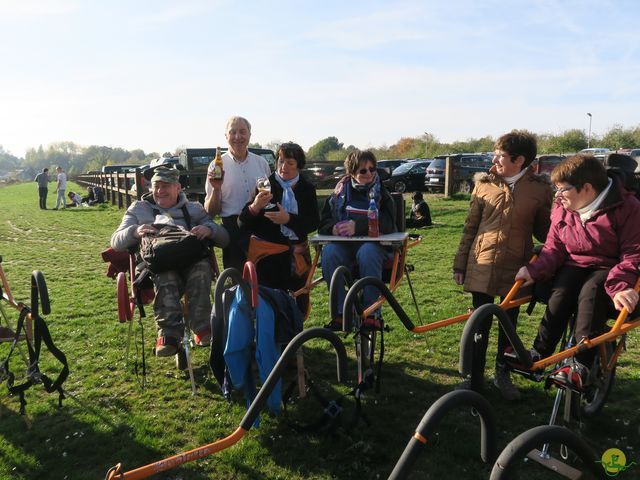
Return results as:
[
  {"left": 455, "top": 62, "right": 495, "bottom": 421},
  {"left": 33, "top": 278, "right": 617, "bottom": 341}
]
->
[{"left": 453, "top": 168, "right": 552, "bottom": 296}]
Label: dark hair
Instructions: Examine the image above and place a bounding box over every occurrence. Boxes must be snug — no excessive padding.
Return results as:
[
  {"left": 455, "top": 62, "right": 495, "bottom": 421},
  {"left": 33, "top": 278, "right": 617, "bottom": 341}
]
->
[
  {"left": 43, "top": 167, "right": 49, "bottom": 173},
  {"left": 551, "top": 154, "right": 609, "bottom": 193},
  {"left": 412, "top": 192, "right": 423, "bottom": 200},
  {"left": 495, "top": 130, "right": 537, "bottom": 169},
  {"left": 277, "top": 142, "right": 306, "bottom": 169},
  {"left": 344, "top": 150, "right": 377, "bottom": 176}
]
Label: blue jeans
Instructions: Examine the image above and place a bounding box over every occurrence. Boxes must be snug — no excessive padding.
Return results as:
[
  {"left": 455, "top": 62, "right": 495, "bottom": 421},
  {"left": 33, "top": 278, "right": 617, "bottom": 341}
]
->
[
  {"left": 321, "top": 241, "right": 388, "bottom": 317},
  {"left": 55, "top": 189, "right": 66, "bottom": 209}
]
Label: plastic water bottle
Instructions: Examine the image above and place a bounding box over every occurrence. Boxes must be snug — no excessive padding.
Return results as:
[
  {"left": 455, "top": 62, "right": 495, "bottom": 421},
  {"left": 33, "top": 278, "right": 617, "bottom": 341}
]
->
[{"left": 367, "top": 197, "right": 379, "bottom": 237}]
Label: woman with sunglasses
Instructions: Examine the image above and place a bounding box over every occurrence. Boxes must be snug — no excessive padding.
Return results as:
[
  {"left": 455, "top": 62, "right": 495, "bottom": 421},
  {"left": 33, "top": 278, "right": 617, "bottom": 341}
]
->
[{"left": 318, "top": 150, "right": 397, "bottom": 330}]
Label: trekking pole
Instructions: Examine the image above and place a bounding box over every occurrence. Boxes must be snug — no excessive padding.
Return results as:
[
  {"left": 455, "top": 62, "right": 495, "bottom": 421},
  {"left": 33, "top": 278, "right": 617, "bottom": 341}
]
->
[{"left": 105, "top": 327, "right": 348, "bottom": 480}]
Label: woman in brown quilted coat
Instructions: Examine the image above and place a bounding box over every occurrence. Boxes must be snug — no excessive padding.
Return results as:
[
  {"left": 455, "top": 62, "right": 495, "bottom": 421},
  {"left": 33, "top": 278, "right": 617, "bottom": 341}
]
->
[{"left": 453, "top": 130, "right": 552, "bottom": 400}]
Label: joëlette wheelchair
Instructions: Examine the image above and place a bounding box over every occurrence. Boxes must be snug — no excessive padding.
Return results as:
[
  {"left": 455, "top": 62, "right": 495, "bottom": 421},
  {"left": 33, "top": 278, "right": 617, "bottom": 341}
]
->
[
  {"left": 101, "top": 247, "right": 219, "bottom": 394},
  {"left": 0, "top": 255, "right": 68, "bottom": 415},
  {"left": 458, "top": 267, "right": 640, "bottom": 476}
]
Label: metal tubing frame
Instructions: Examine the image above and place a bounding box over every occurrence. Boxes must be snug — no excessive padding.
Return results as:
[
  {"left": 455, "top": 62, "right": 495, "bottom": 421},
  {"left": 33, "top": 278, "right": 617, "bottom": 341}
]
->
[
  {"left": 389, "top": 390, "right": 497, "bottom": 479},
  {"left": 105, "top": 327, "right": 348, "bottom": 480}
]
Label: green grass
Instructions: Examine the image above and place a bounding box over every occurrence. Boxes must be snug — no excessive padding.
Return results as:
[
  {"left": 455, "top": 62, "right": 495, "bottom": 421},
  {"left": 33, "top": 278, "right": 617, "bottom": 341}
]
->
[{"left": 0, "top": 183, "right": 638, "bottom": 479}]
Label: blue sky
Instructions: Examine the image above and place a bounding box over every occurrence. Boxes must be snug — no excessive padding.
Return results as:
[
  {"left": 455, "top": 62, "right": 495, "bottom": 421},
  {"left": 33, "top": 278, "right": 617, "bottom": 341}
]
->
[{"left": 1, "top": 0, "right": 638, "bottom": 158}]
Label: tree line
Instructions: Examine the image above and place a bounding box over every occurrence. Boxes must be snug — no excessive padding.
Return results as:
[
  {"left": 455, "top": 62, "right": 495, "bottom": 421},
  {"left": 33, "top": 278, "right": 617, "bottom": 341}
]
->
[
  {"left": 2, "top": 124, "right": 639, "bottom": 179},
  {"left": 305, "top": 125, "right": 640, "bottom": 162}
]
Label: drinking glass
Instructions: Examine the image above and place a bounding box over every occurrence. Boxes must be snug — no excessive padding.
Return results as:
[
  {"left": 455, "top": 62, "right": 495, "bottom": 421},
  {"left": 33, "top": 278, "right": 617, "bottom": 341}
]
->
[{"left": 256, "top": 177, "right": 275, "bottom": 209}]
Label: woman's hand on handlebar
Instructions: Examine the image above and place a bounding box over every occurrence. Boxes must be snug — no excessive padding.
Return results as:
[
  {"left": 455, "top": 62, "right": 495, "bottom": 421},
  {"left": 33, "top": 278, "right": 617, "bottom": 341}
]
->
[
  {"left": 613, "top": 288, "right": 639, "bottom": 313},
  {"left": 515, "top": 266, "right": 534, "bottom": 286}
]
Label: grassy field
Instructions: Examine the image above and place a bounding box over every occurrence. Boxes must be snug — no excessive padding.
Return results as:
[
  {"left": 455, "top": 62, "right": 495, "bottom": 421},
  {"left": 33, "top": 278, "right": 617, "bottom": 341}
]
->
[{"left": 0, "top": 181, "right": 638, "bottom": 480}]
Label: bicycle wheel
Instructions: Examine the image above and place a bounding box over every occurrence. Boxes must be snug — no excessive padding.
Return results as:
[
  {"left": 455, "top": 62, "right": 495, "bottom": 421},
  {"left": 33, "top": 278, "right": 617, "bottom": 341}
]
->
[{"left": 580, "top": 340, "right": 616, "bottom": 417}]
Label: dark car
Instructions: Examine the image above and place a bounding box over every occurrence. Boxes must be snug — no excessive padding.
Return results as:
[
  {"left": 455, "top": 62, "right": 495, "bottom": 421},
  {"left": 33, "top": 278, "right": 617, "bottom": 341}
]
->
[
  {"left": 383, "top": 160, "right": 431, "bottom": 193},
  {"left": 304, "top": 163, "right": 338, "bottom": 188},
  {"left": 424, "top": 154, "right": 492, "bottom": 193},
  {"left": 377, "top": 159, "right": 408, "bottom": 176},
  {"left": 533, "top": 155, "right": 565, "bottom": 177}
]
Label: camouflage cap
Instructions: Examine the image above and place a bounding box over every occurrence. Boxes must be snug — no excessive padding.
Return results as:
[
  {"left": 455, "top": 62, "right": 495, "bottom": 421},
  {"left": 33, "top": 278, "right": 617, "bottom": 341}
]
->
[{"left": 151, "top": 167, "right": 180, "bottom": 184}]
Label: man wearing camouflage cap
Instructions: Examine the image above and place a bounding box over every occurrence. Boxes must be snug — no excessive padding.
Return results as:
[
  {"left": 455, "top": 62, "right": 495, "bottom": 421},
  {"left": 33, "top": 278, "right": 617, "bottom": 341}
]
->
[{"left": 111, "top": 167, "right": 229, "bottom": 357}]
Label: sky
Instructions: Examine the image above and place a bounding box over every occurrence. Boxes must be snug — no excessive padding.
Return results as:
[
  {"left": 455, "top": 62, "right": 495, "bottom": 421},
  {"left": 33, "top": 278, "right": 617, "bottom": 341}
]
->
[{"left": 1, "top": 0, "right": 639, "bottom": 158}]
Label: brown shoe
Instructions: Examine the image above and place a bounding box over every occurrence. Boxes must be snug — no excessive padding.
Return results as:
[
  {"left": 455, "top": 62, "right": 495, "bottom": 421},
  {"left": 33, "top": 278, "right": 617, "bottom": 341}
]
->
[{"left": 154, "top": 336, "right": 180, "bottom": 357}]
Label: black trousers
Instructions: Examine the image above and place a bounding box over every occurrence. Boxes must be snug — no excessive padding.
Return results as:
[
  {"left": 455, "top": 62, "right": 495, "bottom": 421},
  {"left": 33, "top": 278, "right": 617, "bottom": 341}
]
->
[
  {"left": 471, "top": 292, "right": 520, "bottom": 372},
  {"left": 533, "top": 266, "right": 612, "bottom": 365},
  {"left": 221, "top": 215, "right": 249, "bottom": 272},
  {"left": 38, "top": 187, "right": 48, "bottom": 209}
]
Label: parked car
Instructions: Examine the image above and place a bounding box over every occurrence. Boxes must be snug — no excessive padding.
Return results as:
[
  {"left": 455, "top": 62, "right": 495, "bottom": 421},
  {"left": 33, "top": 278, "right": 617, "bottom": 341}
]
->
[
  {"left": 579, "top": 148, "right": 610, "bottom": 160},
  {"left": 424, "top": 154, "right": 492, "bottom": 193},
  {"left": 533, "top": 155, "right": 566, "bottom": 176},
  {"left": 304, "top": 163, "right": 338, "bottom": 188},
  {"left": 383, "top": 160, "right": 431, "bottom": 193},
  {"left": 377, "top": 159, "right": 408, "bottom": 176}
]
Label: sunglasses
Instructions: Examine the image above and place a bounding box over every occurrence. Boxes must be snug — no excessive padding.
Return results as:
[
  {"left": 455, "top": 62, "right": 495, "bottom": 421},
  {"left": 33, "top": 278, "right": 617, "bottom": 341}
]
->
[
  {"left": 357, "top": 167, "right": 376, "bottom": 175},
  {"left": 553, "top": 185, "right": 575, "bottom": 194}
]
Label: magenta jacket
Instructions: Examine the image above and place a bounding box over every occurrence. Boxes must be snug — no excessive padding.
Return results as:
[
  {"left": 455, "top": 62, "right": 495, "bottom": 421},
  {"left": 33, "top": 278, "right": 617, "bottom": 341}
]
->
[{"left": 527, "top": 177, "right": 640, "bottom": 300}]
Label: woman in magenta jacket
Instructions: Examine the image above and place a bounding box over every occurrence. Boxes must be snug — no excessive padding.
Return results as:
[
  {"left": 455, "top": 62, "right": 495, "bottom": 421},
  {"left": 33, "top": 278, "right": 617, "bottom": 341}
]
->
[{"left": 516, "top": 154, "right": 640, "bottom": 388}]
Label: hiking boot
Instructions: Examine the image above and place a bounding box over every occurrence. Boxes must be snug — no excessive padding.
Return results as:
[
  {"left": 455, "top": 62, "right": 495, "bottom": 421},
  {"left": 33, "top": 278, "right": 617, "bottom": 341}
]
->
[
  {"left": 550, "top": 361, "right": 589, "bottom": 390},
  {"left": 324, "top": 316, "right": 343, "bottom": 332},
  {"left": 193, "top": 328, "right": 211, "bottom": 347},
  {"left": 361, "top": 316, "right": 382, "bottom": 331},
  {"left": 154, "top": 336, "right": 180, "bottom": 357},
  {"left": 493, "top": 367, "right": 521, "bottom": 401}
]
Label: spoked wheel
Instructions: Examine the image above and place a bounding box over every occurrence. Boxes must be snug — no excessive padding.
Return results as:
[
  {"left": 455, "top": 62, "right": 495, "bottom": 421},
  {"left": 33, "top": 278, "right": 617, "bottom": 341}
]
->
[
  {"left": 117, "top": 272, "right": 133, "bottom": 322},
  {"left": 580, "top": 340, "right": 617, "bottom": 417}
]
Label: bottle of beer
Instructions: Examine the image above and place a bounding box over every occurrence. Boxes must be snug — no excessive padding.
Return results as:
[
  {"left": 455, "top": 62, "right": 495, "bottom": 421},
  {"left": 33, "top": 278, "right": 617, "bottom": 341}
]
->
[
  {"left": 367, "top": 195, "right": 379, "bottom": 237},
  {"left": 211, "top": 147, "right": 223, "bottom": 180}
]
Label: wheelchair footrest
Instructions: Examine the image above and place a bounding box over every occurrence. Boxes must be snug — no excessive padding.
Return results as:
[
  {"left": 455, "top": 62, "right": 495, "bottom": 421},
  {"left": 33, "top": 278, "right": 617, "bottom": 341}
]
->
[{"left": 526, "top": 449, "right": 583, "bottom": 479}]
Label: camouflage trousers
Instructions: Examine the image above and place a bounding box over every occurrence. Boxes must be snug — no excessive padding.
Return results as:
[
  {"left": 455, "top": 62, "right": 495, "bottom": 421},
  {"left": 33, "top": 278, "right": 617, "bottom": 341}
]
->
[{"left": 152, "top": 258, "right": 212, "bottom": 339}]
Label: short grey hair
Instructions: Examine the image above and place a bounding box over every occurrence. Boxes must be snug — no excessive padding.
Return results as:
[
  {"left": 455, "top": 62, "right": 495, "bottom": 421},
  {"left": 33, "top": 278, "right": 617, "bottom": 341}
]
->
[{"left": 225, "top": 116, "right": 251, "bottom": 133}]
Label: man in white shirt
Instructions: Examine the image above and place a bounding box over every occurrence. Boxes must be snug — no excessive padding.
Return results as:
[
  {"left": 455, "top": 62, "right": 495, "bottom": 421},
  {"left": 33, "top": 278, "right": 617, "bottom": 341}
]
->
[
  {"left": 55, "top": 166, "right": 67, "bottom": 210},
  {"left": 205, "top": 116, "right": 270, "bottom": 270}
]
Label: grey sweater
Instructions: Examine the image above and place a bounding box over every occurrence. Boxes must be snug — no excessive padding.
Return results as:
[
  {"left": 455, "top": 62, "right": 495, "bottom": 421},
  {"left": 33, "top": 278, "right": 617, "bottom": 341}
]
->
[{"left": 110, "top": 192, "right": 229, "bottom": 251}]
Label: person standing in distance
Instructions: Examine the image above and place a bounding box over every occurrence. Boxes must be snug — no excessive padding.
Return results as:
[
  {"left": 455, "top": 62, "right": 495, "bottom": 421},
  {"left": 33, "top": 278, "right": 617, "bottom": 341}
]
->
[
  {"left": 204, "top": 116, "right": 270, "bottom": 270},
  {"left": 54, "top": 166, "right": 67, "bottom": 210},
  {"left": 34, "top": 167, "right": 50, "bottom": 209}
]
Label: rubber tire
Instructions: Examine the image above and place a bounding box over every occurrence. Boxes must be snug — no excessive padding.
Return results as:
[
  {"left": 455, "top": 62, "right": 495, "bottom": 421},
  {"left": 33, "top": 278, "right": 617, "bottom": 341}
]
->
[
  {"left": 454, "top": 180, "right": 472, "bottom": 194},
  {"left": 580, "top": 341, "right": 616, "bottom": 418},
  {"left": 394, "top": 181, "right": 407, "bottom": 193},
  {"left": 117, "top": 272, "right": 132, "bottom": 322},
  {"left": 356, "top": 328, "right": 376, "bottom": 387},
  {"left": 329, "top": 266, "right": 352, "bottom": 329},
  {"left": 31, "top": 270, "right": 51, "bottom": 315}
]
